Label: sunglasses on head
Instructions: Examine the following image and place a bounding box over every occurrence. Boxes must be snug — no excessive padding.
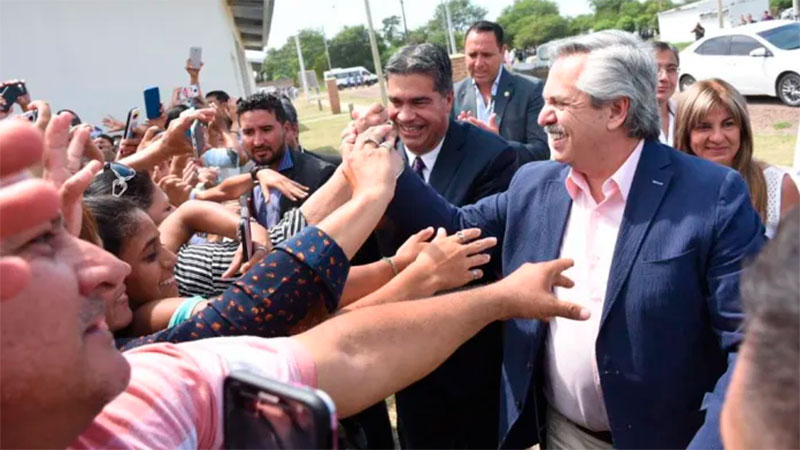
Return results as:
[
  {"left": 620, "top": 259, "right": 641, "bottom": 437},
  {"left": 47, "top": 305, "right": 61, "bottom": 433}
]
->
[{"left": 104, "top": 162, "right": 136, "bottom": 198}]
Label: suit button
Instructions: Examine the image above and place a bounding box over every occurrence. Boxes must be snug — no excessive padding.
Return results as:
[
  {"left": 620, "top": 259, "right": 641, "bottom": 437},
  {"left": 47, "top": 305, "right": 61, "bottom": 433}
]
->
[
  {"left": 526, "top": 361, "right": 534, "bottom": 371},
  {"left": 516, "top": 400, "right": 523, "bottom": 411}
]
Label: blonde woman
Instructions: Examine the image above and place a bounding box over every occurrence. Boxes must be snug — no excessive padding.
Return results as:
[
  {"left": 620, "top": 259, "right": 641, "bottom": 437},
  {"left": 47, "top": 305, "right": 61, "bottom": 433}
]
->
[{"left": 674, "top": 78, "right": 799, "bottom": 238}]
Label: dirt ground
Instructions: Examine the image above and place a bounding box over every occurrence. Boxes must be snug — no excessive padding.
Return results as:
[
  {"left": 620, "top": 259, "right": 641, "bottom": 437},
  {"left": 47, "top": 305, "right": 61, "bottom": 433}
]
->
[{"left": 747, "top": 96, "right": 799, "bottom": 132}]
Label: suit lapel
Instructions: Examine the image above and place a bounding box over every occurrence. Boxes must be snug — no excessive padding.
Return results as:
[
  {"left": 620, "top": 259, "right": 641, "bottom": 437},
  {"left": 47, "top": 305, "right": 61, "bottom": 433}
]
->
[
  {"left": 460, "top": 80, "right": 478, "bottom": 117},
  {"left": 542, "top": 169, "right": 573, "bottom": 260},
  {"left": 278, "top": 150, "right": 299, "bottom": 213},
  {"left": 493, "top": 68, "right": 514, "bottom": 128},
  {"left": 600, "top": 141, "right": 673, "bottom": 326},
  {"left": 428, "top": 120, "right": 467, "bottom": 193}
]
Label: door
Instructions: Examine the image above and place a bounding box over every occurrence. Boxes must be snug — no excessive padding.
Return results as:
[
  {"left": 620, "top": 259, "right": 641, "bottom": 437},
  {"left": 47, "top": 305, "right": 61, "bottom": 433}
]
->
[
  {"left": 727, "top": 34, "right": 770, "bottom": 94},
  {"left": 693, "top": 36, "right": 731, "bottom": 82}
]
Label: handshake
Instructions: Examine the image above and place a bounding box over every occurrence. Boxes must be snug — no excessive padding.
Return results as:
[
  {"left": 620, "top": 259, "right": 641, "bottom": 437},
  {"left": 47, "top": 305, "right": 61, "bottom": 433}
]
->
[{"left": 338, "top": 103, "right": 403, "bottom": 200}]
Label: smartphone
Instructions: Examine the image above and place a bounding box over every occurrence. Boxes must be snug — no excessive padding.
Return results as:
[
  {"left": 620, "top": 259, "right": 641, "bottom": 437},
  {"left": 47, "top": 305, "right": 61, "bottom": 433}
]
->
[
  {"left": 238, "top": 202, "right": 254, "bottom": 262},
  {"left": 189, "top": 46, "right": 202, "bottom": 69},
  {"left": 0, "top": 82, "right": 26, "bottom": 113},
  {"left": 123, "top": 107, "right": 140, "bottom": 139},
  {"left": 190, "top": 119, "right": 206, "bottom": 157},
  {"left": 224, "top": 371, "right": 337, "bottom": 449},
  {"left": 143, "top": 87, "right": 161, "bottom": 120}
]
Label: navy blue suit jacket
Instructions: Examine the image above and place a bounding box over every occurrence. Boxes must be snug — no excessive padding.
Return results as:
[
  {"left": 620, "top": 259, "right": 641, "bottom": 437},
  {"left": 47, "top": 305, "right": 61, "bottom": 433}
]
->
[
  {"left": 453, "top": 68, "right": 549, "bottom": 163},
  {"left": 386, "top": 140, "right": 766, "bottom": 449}
]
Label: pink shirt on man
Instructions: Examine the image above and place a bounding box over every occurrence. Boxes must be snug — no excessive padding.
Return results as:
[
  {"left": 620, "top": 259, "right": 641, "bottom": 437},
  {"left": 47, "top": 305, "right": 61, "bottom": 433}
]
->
[
  {"left": 70, "top": 336, "right": 316, "bottom": 449},
  {"left": 544, "top": 139, "right": 644, "bottom": 432}
]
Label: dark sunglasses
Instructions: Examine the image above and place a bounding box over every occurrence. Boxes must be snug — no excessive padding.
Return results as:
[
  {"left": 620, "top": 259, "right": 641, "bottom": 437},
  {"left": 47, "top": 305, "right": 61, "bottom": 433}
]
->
[{"left": 103, "top": 162, "right": 136, "bottom": 198}]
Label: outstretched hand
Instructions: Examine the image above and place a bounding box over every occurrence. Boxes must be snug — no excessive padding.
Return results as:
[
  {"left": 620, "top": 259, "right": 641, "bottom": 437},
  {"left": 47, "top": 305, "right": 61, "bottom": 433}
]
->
[{"left": 495, "top": 259, "right": 589, "bottom": 322}]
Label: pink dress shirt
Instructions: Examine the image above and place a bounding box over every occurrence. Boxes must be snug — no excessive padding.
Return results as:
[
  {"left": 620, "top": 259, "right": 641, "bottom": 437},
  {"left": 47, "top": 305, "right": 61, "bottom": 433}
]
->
[{"left": 544, "top": 139, "right": 644, "bottom": 431}]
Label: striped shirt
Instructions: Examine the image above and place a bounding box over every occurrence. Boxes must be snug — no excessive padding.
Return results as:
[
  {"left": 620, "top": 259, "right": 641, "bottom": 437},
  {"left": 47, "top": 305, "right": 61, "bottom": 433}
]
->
[
  {"left": 70, "top": 337, "right": 316, "bottom": 449},
  {"left": 175, "top": 208, "right": 309, "bottom": 298}
]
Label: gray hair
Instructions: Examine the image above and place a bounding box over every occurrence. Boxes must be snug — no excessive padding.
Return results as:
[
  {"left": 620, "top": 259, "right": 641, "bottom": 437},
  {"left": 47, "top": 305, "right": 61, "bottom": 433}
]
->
[
  {"left": 552, "top": 30, "right": 661, "bottom": 141},
  {"left": 738, "top": 208, "right": 799, "bottom": 449},
  {"left": 385, "top": 43, "right": 453, "bottom": 97}
]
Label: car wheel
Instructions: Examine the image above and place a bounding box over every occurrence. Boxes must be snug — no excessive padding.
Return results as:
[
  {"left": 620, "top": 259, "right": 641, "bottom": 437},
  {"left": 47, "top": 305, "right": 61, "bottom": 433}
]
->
[
  {"left": 679, "top": 75, "right": 696, "bottom": 92},
  {"left": 777, "top": 72, "right": 800, "bottom": 107}
]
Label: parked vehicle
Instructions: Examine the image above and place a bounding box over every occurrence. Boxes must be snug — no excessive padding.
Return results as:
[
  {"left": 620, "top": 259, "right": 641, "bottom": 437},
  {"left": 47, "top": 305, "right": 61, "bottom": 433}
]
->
[
  {"left": 323, "top": 67, "right": 378, "bottom": 89},
  {"left": 678, "top": 20, "right": 800, "bottom": 106}
]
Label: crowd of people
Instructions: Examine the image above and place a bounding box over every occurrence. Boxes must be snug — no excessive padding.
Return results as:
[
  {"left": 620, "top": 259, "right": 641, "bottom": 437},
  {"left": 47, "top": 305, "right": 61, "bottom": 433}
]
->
[{"left": 0, "top": 19, "right": 798, "bottom": 450}]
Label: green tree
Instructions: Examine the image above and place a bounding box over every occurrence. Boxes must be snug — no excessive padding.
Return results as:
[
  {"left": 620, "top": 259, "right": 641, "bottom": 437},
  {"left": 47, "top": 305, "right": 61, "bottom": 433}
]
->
[
  {"left": 568, "top": 14, "right": 596, "bottom": 35},
  {"left": 382, "top": 15, "right": 405, "bottom": 47},
  {"left": 260, "top": 29, "right": 329, "bottom": 84},
  {"left": 425, "top": 0, "right": 487, "bottom": 52},
  {"left": 497, "top": 0, "right": 561, "bottom": 46},
  {"left": 513, "top": 14, "right": 570, "bottom": 49},
  {"left": 328, "top": 25, "right": 385, "bottom": 72}
]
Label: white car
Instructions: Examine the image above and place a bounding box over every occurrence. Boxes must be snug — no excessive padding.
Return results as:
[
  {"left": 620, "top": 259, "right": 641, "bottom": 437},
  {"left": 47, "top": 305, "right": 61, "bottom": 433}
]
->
[{"left": 678, "top": 20, "right": 800, "bottom": 106}]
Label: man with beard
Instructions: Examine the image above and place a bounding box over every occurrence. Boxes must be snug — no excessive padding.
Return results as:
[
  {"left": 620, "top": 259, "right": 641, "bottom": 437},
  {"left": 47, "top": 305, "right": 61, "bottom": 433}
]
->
[{"left": 237, "top": 93, "right": 335, "bottom": 228}]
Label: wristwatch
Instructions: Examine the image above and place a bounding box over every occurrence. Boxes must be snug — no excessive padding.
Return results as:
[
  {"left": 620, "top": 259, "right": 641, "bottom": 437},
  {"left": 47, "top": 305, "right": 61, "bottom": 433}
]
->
[{"left": 250, "top": 165, "right": 267, "bottom": 182}]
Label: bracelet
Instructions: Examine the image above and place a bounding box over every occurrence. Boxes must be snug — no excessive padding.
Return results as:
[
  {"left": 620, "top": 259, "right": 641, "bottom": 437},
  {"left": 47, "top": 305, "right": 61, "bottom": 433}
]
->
[{"left": 381, "top": 256, "right": 399, "bottom": 276}]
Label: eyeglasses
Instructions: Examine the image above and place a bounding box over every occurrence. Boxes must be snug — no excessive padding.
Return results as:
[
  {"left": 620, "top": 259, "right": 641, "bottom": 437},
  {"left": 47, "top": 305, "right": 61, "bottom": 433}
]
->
[{"left": 104, "top": 162, "right": 136, "bottom": 198}]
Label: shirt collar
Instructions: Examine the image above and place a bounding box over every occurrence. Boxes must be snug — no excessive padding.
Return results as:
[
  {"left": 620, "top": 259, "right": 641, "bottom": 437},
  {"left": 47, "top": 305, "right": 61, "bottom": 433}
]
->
[
  {"left": 471, "top": 65, "right": 504, "bottom": 97},
  {"left": 277, "top": 146, "right": 294, "bottom": 172},
  {"left": 404, "top": 136, "right": 446, "bottom": 173},
  {"left": 565, "top": 139, "right": 645, "bottom": 203}
]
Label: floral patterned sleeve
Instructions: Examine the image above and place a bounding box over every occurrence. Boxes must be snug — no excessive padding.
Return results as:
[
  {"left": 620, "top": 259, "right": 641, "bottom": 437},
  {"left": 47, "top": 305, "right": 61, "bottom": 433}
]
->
[{"left": 117, "top": 226, "right": 349, "bottom": 351}]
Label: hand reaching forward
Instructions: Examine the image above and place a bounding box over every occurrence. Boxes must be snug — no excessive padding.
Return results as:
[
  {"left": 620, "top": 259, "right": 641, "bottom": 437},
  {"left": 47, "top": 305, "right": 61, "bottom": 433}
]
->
[
  {"left": 457, "top": 110, "right": 499, "bottom": 135},
  {"left": 408, "top": 227, "right": 498, "bottom": 295},
  {"left": 494, "top": 259, "right": 590, "bottom": 322}
]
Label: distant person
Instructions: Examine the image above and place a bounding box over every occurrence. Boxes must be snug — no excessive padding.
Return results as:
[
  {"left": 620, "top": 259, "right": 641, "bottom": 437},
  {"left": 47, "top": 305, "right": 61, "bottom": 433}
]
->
[
  {"left": 747, "top": 13, "right": 756, "bottom": 23},
  {"left": 721, "top": 208, "right": 799, "bottom": 450},
  {"left": 692, "top": 22, "right": 706, "bottom": 40},
  {"left": 762, "top": 10, "right": 774, "bottom": 20},
  {"left": 93, "top": 134, "right": 117, "bottom": 162},
  {"left": 453, "top": 20, "right": 550, "bottom": 163},
  {"left": 652, "top": 42, "right": 679, "bottom": 146},
  {"left": 739, "top": 14, "right": 748, "bottom": 25},
  {"left": 674, "top": 78, "right": 800, "bottom": 238}
]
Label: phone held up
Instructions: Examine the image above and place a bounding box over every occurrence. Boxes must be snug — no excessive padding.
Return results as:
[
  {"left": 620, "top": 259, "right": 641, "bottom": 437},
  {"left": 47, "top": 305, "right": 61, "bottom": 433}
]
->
[
  {"left": 143, "top": 87, "right": 161, "bottom": 120},
  {"left": 223, "top": 371, "right": 337, "bottom": 449},
  {"left": 238, "top": 198, "right": 254, "bottom": 263},
  {"left": 189, "top": 46, "right": 202, "bottom": 69},
  {"left": 123, "top": 107, "right": 141, "bottom": 139},
  {"left": 190, "top": 119, "right": 206, "bottom": 158},
  {"left": 0, "top": 81, "right": 27, "bottom": 113}
]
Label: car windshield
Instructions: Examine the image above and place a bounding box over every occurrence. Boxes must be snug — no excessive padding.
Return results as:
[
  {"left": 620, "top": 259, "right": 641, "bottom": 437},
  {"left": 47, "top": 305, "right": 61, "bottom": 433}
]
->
[{"left": 757, "top": 23, "right": 800, "bottom": 50}]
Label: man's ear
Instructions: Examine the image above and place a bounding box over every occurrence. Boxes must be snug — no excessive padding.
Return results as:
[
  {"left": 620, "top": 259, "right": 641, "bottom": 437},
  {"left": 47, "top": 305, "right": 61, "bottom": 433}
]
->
[
  {"left": 606, "top": 96, "right": 630, "bottom": 131},
  {"left": 445, "top": 90, "right": 454, "bottom": 114}
]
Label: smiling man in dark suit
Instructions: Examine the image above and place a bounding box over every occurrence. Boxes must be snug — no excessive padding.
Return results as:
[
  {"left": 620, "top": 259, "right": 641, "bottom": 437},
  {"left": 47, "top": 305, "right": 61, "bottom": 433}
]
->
[
  {"left": 453, "top": 20, "right": 550, "bottom": 164},
  {"left": 384, "top": 30, "right": 765, "bottom": 449},
  {"left": 382, "top": 43, "right": 518, "bottom": 449}
]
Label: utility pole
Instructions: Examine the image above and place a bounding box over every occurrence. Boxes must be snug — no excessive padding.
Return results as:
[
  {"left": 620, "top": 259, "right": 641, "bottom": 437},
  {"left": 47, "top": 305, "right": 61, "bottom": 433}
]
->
[
  {"left": 363, "top": 0, "right": 388, "bottom": 105},
  {"left": 444, "top": 0, "right": 458, "bottom": 54},
  {"left": 717, "top": 0, "right": 724, "bottom": 28},
  {"left": 400, "top": 0, "right": 410, "bottom": 43},
  {"left": 321, "top": 27, "right": 332, "bottom": 70},
  {"left": 294, "top": 35, "right": 310, "bottom": 101}
]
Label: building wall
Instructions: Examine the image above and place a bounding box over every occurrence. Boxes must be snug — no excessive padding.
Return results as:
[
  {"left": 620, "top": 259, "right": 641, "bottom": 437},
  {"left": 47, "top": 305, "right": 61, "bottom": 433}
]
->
[
  {"left": 0, "top": 0, "right": 256, "bottom": 126},
  {"left": 451, "top": 54, "right": 469, "bottom": 83}
]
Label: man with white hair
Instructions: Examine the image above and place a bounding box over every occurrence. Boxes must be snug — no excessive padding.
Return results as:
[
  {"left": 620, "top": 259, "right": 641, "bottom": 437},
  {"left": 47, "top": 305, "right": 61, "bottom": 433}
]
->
[{"left": 379, "top": 30, "right": 765, "bottom": 448}]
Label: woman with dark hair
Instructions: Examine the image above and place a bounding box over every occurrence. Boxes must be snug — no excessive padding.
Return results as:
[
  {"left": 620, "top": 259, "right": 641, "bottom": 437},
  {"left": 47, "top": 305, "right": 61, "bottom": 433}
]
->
[
  {"left": 674, "top": 79, "right": 800, "bottom": 237},
  {"left": 83, "top": 189, "right": 494, "bottom": 350}
]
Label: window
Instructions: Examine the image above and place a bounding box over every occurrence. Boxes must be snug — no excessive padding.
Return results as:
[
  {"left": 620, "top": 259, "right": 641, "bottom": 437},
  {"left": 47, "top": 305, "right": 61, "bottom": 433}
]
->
[
  {"left": 758, "top": 23, "right": 800, "bottom": 50},
  {"left": 695, "top": 37, "right": 730, "bottom": 55},
  {"left": 729, "top": 35, "right": 763, "bottom": 55}
]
